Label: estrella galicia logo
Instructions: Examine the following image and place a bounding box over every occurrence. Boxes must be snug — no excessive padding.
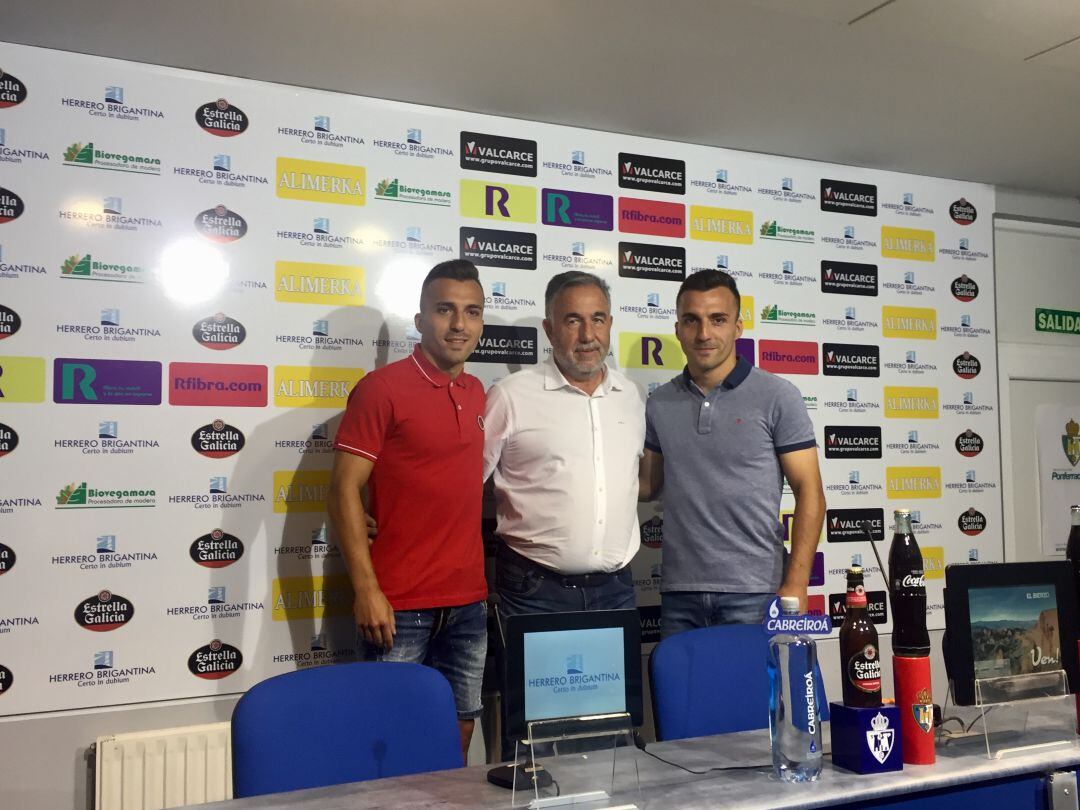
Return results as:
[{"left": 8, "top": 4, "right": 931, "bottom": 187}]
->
[
  {"left": 955, "top": 429, "right": 984, "bottom": 457},
  {"left": 188, "top": 639, "right": 242, "bottom": 679},
  {"left": 0, "top": 664, "right": 11, "bottom": 696},
  {"left": 824, "top": 426, "right": 882, "bottom": 459},
  {"left": 0, "top": 422, "right": 17, "bottom": 457},
  {"left": 470, "top": 324, "right": 538, "bottom": 364},
  {"left": 192, "top": 420, "right": 245, "bottom": 458},
  {"left": 0, "top": 304, "right": 20, "bottom": 339},
  {"left": 951, "top": 274, "right": 979, "bottom": 302},
  {"left": 618, "top": 152, "right": 686, "bottom": 195},
  {"left": 460, "top": 226, "right": 537, "bottom": 270},
  {"left": 950, "top": 198, "right": 977, "bottom": 225},
  {"left": 822, "top": 343, "right": 880, "bottom": 378},
  {"left": 619, "top": 242, "right": 686, "bottom": 282},
  {"left": 826, "top": 508, "right": 885, "bottom": 543},
  {"left": 952, "top": 351, "right": 981, "bottom": 379},
  {"left": 958, "top": 507, "right": 987, "bottom": 536},
  {"left": 820, "top": 179, "right": 877, "bottom": 216},
  {"left": 190, "top": 529, "right": 244, "bottom": 568},
  {"left": 75, "top": 590, "right": 134, "bottom": 631},
  {"left": 194, "top": 204, "right": 247, "bottom": 242},
  {"left": 0, "top": 541, "right": 15, "bottom": 574},
  {"left": 193, "top": 313, "right": 246, "bottom": 350},
  {"left": 196, "top": 99, "right": 248, "bottom": 137},
  {"left": 0, "top": 69, "right": 28, "bottom": 108},
  {"left": 0, "top": 187, "right": 25, "bottom": 224},
  {"left": 820, "top": 260, "right": 877, "bottom": 296},
  {"left": 460, "top": 131, "right": 537, "bottom": 176}
]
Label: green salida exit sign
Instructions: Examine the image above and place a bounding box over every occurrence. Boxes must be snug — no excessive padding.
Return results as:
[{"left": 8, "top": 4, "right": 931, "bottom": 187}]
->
[{"left": 1035, "top": 307, "right": 1080, "bottom": 335}]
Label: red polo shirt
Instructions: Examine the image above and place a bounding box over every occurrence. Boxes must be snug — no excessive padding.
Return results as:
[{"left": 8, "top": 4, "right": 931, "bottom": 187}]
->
[{"left": 333, "top": 345, "right": 487, "bottom": 611}]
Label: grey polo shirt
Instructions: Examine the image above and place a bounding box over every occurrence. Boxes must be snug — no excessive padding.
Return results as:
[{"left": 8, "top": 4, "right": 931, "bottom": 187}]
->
[{"left": 644, "top": 356, "right": 816, "bottom": 593}]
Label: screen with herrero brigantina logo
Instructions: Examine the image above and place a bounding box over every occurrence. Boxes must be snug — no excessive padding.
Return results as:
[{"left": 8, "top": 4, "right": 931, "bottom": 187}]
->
[{"left": 524, "top": 626, "right": 626, "bottom": 723}]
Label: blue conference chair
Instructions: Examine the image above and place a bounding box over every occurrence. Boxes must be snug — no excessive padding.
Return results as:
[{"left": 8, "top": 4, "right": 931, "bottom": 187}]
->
[
  {"left": 231, "top": 661, "right": 463, "bottom": 798},
  {"left": 649, "top": 623, "right": 829, "bottom": 741}
]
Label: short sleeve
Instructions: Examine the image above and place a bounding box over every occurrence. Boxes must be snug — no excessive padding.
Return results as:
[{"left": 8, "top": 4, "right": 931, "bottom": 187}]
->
[
  {"left": 333, "top": 374, "right": 394, "bottom": 461},
  {"left": 772, "top": 379, "right": 816, "bottom": 454}
]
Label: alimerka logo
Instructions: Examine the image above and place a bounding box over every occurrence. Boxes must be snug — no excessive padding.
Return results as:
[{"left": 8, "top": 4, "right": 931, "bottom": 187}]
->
[
  {"left": 886, "top": 467, "right": 942, "bottom": 499},
  {"left": 881, "top": 226, "right": 935, "bottom": 261},
  {"left": 276, "top": 158, "right": 365, "bottom": 206},
  {"left": 195, "top": 99, "right": 249, "bottom": 136},
  {"left": 275, "top": 261, "right": 364, "bottom": 306}
]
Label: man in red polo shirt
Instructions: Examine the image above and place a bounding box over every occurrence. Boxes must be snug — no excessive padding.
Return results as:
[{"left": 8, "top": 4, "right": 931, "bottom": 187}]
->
[{"left": 328, "top": 259, "right": 487, "bottom": 760}]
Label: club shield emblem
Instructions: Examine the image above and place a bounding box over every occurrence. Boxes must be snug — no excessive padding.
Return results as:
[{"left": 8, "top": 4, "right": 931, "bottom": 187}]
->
[{"left": 866, "top": 711, "right": 895, "bottom": 764}]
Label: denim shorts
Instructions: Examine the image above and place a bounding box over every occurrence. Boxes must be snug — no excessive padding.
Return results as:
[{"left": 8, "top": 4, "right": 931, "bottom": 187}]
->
[{"left": 358, "top": 600, "right": 487, "bottom": 720}]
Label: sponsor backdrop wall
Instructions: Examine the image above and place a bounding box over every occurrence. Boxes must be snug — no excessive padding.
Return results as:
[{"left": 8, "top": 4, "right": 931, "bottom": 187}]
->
[{"left": 0, "top": 42, "right": 999, "bottom": 716}]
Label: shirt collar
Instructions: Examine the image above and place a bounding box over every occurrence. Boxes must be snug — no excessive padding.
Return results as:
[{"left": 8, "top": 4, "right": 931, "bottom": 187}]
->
[
  {"left": 680, "top": 355, "right": 752, "bottom": 394},
  {"left": 410, "top": 344, "right": 470, "bottom": 389},
  {"left": 544, "top": 358, "right": 620, "bottom": 394}
]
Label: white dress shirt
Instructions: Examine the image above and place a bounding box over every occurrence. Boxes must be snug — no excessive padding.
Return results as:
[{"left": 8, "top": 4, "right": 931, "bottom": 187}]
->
[{"left": 483, "top": 359, "right": 645, "bottom": 574}]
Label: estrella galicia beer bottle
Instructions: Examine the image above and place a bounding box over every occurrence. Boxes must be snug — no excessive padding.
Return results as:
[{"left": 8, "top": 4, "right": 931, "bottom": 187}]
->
[
  {"left": 888, "top": 508, "right": 931, "bottom": 656},
  {"left": 839, "top": 566, "right": 882, "bottom": 707}
]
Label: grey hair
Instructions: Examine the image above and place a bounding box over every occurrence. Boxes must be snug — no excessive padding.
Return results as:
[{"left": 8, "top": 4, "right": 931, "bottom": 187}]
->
[{"left": 544, "top": 271, "right": 611, "bottom": 320}]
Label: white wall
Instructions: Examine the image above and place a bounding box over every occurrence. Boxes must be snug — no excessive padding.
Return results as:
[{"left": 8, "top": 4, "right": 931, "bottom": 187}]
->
[{"left": 0, "top": 104, "right": 1076, "bottom": 810}]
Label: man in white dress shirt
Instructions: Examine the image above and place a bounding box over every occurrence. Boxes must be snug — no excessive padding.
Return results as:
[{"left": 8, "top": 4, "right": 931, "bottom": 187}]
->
[{"left": 483, "top": 270, "right": 646, "bottom": 618}]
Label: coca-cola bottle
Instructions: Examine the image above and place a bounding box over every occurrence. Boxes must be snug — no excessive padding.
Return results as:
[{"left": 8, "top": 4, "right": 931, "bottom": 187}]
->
[
  {"left": 888, "top": 508, "right": 930, "bottom": 656},
  {"left": 1066, "top": 505, "right": 1080, "bottom": 602},
  {"left": 838, "top": 566, "right": 882, "bottom": 707}
]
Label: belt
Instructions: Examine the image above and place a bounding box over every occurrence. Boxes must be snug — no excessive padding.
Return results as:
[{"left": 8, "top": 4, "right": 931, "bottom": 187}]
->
[{"left": 498, "top": 541, "right": 627, "bottom": 589}]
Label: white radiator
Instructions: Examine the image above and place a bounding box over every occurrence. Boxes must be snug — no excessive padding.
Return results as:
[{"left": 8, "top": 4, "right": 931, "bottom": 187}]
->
[{"left": 95, "top": 722, "right": 232, "bottom": 810}]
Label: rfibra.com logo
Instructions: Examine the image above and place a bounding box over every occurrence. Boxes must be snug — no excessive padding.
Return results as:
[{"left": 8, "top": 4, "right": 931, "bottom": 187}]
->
[
  {"left": 56, "top": 482, "right": 156, "bottom": 509},
  {"left": 762, "top": 598, "right": 833, "bottom": 635}
]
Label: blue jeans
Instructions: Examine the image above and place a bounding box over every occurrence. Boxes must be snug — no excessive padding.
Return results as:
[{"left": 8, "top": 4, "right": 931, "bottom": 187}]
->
[
  {"left": 495, "top": 546, "right": 637, "bottom": 617},
  {"left": 357, "top": 600, "right": 487, "bottom": 720},
  {"left": 660, "top": 591, "right": 774, "bottom": 639}
]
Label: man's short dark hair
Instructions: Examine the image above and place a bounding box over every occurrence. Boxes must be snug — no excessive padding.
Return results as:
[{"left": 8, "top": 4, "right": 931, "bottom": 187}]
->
[
  {"left": 544, "top": 271, "right": 611, "bottom": 320},
  {"left": 676, "top": 269, "right": 741, "bottom": 314},
  {"left": 420, "top": 259, "right": 482, "bottom": 295}
]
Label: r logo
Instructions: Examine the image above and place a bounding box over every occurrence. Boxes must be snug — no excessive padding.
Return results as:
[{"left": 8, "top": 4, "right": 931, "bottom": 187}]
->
[
  {"left": 61, "top": 362, "right": 97, "bottom": 401},
  {"left": 485, "top": 185, "right": 510, "bottom": 218},
  {"left": 640, "top": 337, "right": 663, "bottom": 366},
  {"left": 545, "top": 192, "right": 571, "bottom": 225}
]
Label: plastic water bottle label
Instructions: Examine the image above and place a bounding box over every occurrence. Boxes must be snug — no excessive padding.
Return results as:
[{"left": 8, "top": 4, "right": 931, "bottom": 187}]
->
[{"left": 762, "top": 597, "right": 833, "bottom": 635}]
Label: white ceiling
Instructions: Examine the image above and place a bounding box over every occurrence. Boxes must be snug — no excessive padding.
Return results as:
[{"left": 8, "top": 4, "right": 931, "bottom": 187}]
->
[{"left": 5, "top": 0, "right": 1080, "bottom": 199}]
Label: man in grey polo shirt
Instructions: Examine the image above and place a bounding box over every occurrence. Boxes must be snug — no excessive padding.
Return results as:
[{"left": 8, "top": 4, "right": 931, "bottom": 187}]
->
[{"left": 639, "top": 269, "right": 825, "bottom": 638}]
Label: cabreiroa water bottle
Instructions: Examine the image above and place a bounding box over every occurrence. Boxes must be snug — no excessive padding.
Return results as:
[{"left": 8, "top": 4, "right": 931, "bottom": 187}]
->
[{"left": 768, "top": 596, "right": 823, "bottom": 782}]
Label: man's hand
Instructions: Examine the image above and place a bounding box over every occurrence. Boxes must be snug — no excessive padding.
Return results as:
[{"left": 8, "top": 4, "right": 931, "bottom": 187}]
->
[
  {"left": 354, "top": 585, "right": 397, "bottom": 650},
  {"left": 365, "top": 513, "right": 378, "bottom": 539},
  {"left": 777, "top": 582, "right": 808, "bottom": 613}
]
